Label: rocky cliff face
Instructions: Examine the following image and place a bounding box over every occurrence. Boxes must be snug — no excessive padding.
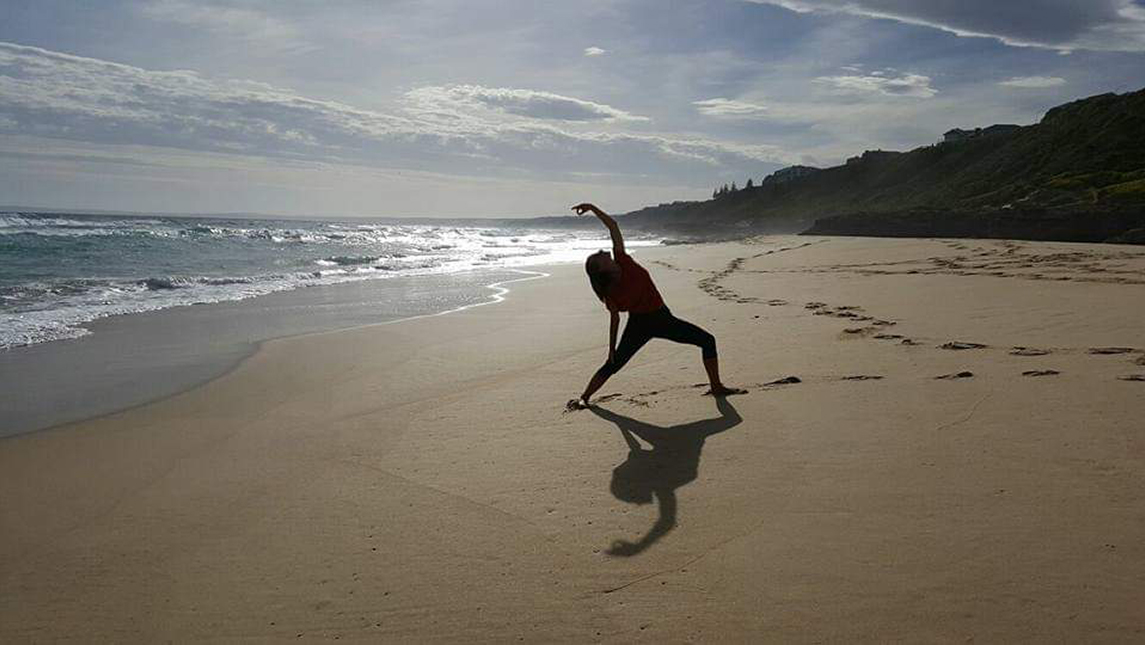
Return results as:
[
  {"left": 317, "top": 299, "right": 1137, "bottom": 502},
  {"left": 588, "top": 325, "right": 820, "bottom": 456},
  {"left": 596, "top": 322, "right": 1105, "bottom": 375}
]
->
[{"left": 803, "top": 207, "right": 1145, "bottom": 245}]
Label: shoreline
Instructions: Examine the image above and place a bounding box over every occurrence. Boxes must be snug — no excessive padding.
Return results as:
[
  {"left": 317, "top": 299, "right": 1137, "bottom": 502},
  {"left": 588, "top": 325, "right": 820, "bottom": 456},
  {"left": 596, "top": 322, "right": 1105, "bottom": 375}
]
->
[{"left": 0, "top": 266, "right": 553, "bottom": 438}]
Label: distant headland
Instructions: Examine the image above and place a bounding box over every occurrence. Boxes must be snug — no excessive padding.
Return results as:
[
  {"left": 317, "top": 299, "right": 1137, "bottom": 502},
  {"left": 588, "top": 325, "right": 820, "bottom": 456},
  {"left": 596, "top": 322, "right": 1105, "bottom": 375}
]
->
[{"left": 612, "top": 87, "right": 1144, "bottom": 245}]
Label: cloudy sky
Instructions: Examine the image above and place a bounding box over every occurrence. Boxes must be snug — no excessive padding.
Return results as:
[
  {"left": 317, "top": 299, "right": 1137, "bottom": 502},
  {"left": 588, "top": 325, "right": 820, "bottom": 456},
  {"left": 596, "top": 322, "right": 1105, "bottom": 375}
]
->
[{"left": 1, "top": 1, "right": 1143, "bottom": 217}]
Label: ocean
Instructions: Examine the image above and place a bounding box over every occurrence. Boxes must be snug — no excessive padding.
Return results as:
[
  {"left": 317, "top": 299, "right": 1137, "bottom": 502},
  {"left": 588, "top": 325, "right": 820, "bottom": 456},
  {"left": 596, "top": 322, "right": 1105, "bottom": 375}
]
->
[
  {"left": 0, "top": 211, "right": 659, "bottom": 435},
  {"left": 0, "top": 212, "right": 656, "bottom": 349}
]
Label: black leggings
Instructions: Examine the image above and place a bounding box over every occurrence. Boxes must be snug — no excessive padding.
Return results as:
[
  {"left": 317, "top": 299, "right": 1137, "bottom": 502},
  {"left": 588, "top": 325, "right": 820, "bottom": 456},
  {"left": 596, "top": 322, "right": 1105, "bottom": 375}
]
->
[{"left": 596, "top": 307, "right": 717, "bottom": 379}]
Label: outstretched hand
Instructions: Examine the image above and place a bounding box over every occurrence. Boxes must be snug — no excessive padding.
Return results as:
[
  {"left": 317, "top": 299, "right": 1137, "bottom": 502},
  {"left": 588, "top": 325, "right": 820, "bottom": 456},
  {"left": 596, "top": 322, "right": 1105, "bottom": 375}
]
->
[
  {"left": 571, "top": 203, "right": 598, "bottom": 216},
  {"left": 606, "top": 539, "right": 644, "bottom": 557}
]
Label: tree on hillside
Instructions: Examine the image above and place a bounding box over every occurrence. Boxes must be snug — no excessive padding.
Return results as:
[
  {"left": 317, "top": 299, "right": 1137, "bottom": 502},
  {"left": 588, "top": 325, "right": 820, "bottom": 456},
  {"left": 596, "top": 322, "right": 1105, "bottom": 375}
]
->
[{"left": 745, "top": 178, "right": 754, "bottom": 189}]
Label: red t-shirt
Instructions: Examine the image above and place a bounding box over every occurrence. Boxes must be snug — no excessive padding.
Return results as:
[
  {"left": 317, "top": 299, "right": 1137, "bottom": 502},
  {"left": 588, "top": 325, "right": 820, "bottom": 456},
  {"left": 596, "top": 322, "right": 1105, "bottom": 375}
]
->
[{"left": 606, "top": 253, "right": 665, "bottom": 313}]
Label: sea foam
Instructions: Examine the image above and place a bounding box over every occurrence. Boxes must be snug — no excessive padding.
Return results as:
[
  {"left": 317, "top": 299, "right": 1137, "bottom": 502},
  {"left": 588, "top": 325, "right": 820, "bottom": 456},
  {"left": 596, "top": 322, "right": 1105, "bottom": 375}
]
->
[{"left": 0, "top": 212, "right": 658, "bottom": 349}]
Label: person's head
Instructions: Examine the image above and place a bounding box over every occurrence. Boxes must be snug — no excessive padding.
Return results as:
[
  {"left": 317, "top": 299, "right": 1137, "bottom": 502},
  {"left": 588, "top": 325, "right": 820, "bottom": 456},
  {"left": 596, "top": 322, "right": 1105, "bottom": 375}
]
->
[
  {"left": 585, "top": 250, "right": 621, "bottom": 302},
  {"left": 610, "top": 459, "right": 654, "bottom": 504}
]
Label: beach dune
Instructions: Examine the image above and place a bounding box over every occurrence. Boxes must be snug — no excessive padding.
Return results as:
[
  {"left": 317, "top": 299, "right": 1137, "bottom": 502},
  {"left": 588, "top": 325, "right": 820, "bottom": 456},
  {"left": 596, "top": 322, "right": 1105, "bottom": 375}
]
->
[{"left": 3, "top": 236, "right": 1144, "bottom": 642}]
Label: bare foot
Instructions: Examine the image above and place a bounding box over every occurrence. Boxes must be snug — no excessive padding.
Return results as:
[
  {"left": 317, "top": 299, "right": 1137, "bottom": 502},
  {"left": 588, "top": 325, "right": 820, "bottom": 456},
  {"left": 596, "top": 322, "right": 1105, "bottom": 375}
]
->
[
  {"left": 705, "top": 385, "right": 747, "bottom": 397},
  {"left": 565, "top": 398, "right": 588, "bottom": 412}
]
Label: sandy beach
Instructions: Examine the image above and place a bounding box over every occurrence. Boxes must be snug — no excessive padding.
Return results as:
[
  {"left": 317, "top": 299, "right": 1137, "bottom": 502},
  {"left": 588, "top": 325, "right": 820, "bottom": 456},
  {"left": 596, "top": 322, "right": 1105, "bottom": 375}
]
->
[{"left": 3, "top": 235, "right": 1144, "bottom": 642}]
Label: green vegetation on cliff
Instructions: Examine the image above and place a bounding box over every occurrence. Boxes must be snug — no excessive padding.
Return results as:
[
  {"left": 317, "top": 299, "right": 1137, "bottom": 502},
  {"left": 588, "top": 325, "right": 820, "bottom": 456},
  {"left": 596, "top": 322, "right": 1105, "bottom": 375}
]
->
[{"left": 621, "top": 88, "right": 1145, "bottom": 242}]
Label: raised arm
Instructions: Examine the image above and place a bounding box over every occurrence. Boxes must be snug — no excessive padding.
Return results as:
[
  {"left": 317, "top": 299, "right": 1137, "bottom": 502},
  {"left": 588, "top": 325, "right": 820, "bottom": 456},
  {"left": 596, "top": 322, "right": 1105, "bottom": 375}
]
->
[
  {"left": 606, "top": 489, "right": 677, "bottom": 557},
  {"left": 572, "top": 202, "right": 625, "bottom": 257}
]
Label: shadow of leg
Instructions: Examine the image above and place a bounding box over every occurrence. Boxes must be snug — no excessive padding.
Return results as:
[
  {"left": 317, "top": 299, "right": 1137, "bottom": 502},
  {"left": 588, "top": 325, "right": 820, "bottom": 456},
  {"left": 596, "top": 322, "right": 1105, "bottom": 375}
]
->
[{"left": 591, "top": 398, "right": 740, "bottom": 556}]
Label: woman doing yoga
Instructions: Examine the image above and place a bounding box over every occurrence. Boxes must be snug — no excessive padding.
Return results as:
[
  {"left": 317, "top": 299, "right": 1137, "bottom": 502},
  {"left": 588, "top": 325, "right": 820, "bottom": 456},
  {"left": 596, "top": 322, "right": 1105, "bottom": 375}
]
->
[{"left": 567, "top": 203, "right": 743, "bottom": 410}]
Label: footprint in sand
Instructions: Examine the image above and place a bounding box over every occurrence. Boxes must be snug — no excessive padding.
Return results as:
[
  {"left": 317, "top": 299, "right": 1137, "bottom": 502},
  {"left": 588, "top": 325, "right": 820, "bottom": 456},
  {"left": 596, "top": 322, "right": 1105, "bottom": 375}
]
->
[
  {"left": 1022, "top": 369, "right": 1060, "bottom": 377},
  {"left": 1011, "top": 347, "right": 1051, "bottom": 356},
  {"left": 1088, "top": 347, "right": 1137, "bottom": 355},
  {"left": 874, "top": 333, "right": 904, "bottom": 340},
  {"left": 1117, "top": 374, "right": 1145, "bottom": 382},
  {"left": 690, "top": 377, "right": 799, "bottom": 392},
  {"left": 767, "top": 299, "right": 788, "bottom": 306},
  {"left": 841, "top": 375, "right": 884, "bottom": 381},
  {"left": 804, "top": 302, "right": 828, "bottom": 310},
  {"left": 939, "top": 341, "right": 988, "bottom": 350},
  {"left": 766, "top": 376, "right": 802, "bottom": 385},
  {"left": 1134, "top": 356, "right": 1145, "bottom": 367},
  {"left": 901, "top": 339, "right": 923, "bottom": 346},
  {"left": 935, "top": 371, "right": 974, "bottom": 379}
]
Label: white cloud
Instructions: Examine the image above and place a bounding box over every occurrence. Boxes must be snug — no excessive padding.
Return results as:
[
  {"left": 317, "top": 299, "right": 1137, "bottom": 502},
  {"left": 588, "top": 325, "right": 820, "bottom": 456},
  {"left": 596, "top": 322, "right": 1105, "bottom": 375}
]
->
[
  {"left": 998, "top": 75, "right": 1067, "bottom": 88},
  {"left": 0, "top": 43, "right": 789, "bottom": 186},
  {"left": 752, "top": 0, "right": 1145, "bottom": 52},
  {"left": 693, "top": 98, "right": 770, "bottom": 118},
  {"left": 141, "top": 0, "right": 312, "bottom": 53},
  {"left": 814, "top": 70, "right": 937, "bottom": 98},
  {"left": 405, "top": 85, "right": 648, "bottom": 123},
  {"left": 584, "top": 46, "right": 607, "bottom": 56}
]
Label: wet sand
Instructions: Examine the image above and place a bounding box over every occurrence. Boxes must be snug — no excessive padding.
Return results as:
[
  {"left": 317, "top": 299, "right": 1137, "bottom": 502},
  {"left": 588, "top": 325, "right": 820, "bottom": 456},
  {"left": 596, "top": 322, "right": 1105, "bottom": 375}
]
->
[{"left": 0, "top": 268, "right": 525, "bottom": 436}]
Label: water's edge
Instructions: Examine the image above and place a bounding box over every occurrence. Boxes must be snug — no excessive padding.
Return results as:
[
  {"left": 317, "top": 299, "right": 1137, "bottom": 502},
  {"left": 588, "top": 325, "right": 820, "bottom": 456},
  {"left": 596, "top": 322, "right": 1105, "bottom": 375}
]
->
[{"left": 0, "top": 268, "right": 551, "bottom": 439}]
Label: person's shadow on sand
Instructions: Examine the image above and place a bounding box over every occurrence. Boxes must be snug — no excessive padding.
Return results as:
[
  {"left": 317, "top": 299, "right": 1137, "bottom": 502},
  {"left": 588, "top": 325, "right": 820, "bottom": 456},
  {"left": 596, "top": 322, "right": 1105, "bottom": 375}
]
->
[{"left": 590, "top": 397, "right": 741, "bottom": 557}]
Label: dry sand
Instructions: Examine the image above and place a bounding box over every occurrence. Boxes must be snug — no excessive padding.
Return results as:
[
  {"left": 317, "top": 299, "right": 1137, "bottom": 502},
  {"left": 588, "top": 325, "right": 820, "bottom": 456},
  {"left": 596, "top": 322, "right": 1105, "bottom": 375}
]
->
[{"left": 2, "top": 236, "right": 1144, "bottom": 642}]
